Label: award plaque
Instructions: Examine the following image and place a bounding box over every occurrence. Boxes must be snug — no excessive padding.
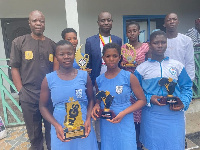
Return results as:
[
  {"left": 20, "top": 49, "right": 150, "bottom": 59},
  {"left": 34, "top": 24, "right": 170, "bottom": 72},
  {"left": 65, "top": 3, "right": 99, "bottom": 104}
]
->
[
  {"left": 75, "top": 44, "right": 91, "bottom": 72},
  {"left": 63, "top": 97, "right": 85, "bottom": 140},
  {"left": 159, "top": 77, "right": 178, "bottom": 104},
  {"left": 121, "top": 43, "right": 137, "bottom": 67},
  {"left": 95, "top": 91, "right": 115, "bottom": 119}
]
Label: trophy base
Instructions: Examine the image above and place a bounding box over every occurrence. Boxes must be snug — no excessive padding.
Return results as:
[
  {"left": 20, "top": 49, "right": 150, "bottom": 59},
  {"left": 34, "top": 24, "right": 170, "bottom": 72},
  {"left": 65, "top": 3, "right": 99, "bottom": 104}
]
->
[
  {"left": 80, "top": 68, "right": 92, "bottom": 73},
  {"left": 98, "top": 109, "right": 115, "bottom": 119},
  {"left": 166, "top": 97, "right": 178, "bottom": 104},
  {"left": 160, "top": 97, "right": 178, "bottom": 104},
  {"left": 64, "top": 126, "right": 85, "bottom": 140},
  {"left": 123, "top": 64, "right": 136, "bottom": 67}
]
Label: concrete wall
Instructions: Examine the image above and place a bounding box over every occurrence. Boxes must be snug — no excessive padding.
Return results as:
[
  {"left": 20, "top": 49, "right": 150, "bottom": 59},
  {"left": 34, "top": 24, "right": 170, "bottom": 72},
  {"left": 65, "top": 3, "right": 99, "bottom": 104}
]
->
[
  {"left": 0, "top": 0, "right": 67, "bottom": 43},
  {"left": 77, "top": 0, "right": 200, "bottom": 45},
  {"left": 0, "top": 0, "right": 199, "bottom": 96},
  {"left": 0, "top": 0, "right": 67, "bottom": 97}
]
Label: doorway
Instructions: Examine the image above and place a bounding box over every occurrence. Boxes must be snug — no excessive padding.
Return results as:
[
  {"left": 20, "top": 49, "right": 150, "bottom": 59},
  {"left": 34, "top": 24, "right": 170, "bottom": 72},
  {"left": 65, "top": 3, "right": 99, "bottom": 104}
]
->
[{"left": 1, "top": 18, "right": 31, "bottom": 92}]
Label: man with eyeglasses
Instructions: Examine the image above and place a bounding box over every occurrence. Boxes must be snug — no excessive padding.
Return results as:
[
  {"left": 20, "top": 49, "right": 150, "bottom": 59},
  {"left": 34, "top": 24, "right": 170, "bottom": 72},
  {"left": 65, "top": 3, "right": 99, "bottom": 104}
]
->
[
  {"left": 85, "top": 11, "right": 122, "bottom": 149},
  {"left": 10, "top": 10, "right": 56, "bottom": 150},
  {"left": 186, "top": 17, "right": 200, "bottom": 47}
]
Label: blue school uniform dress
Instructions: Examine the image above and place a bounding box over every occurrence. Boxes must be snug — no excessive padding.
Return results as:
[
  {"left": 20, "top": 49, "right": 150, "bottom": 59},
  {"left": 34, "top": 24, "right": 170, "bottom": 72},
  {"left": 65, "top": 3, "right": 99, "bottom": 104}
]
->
[
  {"left": 96, "top": 69, "right": 137, "bottom": 150},
  {"left": 134, "top": 57, "right": 193, "bottom": 150},
  {"left": 46, "top": 70, "right": 98, "bottom": 150}
]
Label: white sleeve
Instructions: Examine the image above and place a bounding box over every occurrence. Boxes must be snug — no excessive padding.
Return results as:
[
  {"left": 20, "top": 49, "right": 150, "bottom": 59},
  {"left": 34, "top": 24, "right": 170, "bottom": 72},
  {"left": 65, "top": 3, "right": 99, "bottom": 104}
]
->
[{"left": 185, "top": 38, "right": 195, "bottom": 81}]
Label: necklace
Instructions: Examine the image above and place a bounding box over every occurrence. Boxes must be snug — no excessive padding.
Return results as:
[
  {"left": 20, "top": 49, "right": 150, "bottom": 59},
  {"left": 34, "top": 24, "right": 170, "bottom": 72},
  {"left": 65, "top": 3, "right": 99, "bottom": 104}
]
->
[{"left": 99, "top": 34, "right": 112, "bottom": 46}]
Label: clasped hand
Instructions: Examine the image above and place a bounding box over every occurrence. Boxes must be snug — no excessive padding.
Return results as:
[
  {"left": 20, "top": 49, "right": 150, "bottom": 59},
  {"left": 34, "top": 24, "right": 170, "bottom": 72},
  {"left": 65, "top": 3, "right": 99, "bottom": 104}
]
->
[{"left": 150, "top": 95, "right": 184, "bottom": 111}]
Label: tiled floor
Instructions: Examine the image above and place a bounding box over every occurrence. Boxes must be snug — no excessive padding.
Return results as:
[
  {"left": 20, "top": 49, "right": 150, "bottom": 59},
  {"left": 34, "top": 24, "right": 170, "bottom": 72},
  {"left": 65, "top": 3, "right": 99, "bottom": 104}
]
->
[
  {"left": 0, "top": 126, "right": 30, "bottom": 150},
  {"left": 0, "top": 100, "right": 200, "bottom": 150}
]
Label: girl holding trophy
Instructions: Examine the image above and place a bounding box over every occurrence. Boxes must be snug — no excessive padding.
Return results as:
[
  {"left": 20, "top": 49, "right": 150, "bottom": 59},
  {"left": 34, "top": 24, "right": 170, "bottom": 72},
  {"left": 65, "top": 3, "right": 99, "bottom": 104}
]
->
[
  {"left": 92, "top": 43, "right": 146, "bottom": 150},
  {"left": 134, "top": 30, "right": 192, "bottom": 150},
  {"left": 40, "top": 40, "right": 98, "bottom": 150},
  {"left": 121, "top": 21, "right": 150, "bottom": 149}
]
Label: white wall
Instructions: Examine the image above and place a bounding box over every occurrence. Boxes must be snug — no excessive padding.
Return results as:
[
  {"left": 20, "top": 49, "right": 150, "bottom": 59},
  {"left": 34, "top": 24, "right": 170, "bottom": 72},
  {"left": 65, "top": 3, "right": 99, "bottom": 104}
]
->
[
  {"left": 0, "top": 0, "right": 67, "bottom": 97},
  {"left": 77, "top": 0, "right": 200, "bottom": 46},
  {"left": 0, "top": 0, "right": 199, "bottom": 95},
  {"left": 0, "top": 0, "right": 67, "bottom": 42}
]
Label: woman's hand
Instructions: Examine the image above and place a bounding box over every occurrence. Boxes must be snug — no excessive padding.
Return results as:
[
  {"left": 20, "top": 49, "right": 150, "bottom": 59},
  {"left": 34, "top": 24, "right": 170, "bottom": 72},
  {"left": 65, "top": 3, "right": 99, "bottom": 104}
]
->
[
  {"left": 150, "top": 95, "right": 166, "bottom": 106},
  {"left": 170, "top": 98, "right": 184, "bottom": 111},
  {"left": 55, "top": 124, "right": 70, "bottom": 142},
  {"left": 107, "top": 111, "right": 125, "bottom": 124},
  {"left": 120, "top": 61, "right": 127, "bottom": 67},
  {"left": 84, "top": 119, "right": 91, "bottom": 138},
  {"left": 91, "top": 103, "right": 100, "bottom": 120}
]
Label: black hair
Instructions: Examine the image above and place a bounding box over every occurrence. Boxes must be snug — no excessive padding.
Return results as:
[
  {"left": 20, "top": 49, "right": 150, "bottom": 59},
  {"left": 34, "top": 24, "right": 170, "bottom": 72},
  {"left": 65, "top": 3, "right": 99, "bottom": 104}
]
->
[
  {"left": 126, "top": 21, "right": 140, "bottom": 31},
  {"left": 150, "top": 30, "right": 167, "bottom": 42},
  {"left": 61, "top": 28, "right": 77, "bottom": 40},
  {"left": 56, "top": 40, "right": 73, "bottom": 49},
  {"left": 102, "top": 43, "right": 121, "bottom": 56}
]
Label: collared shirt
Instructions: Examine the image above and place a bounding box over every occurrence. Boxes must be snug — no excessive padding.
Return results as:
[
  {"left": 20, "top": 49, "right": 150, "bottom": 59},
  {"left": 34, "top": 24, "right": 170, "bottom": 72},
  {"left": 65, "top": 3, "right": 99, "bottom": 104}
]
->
[
  {"left": 186, "top": 27, "right": 200, "bottom": 46},
  {"left": 134, "top": 57, "right": 193, "bottom": 111},
  {"left": 10, "top": 34, "right": 56, "bottom": 104}
]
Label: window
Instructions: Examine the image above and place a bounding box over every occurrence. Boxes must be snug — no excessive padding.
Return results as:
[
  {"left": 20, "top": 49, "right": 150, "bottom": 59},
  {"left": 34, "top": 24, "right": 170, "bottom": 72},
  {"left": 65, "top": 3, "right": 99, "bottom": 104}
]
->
[{"left": 123, "top": 15, "right": 166, "bottom": 43}]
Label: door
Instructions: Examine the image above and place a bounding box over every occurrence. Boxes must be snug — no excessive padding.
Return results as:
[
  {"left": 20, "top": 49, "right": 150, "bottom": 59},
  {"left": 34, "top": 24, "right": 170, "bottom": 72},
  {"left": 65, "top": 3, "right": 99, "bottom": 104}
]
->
[{"left": 1, "top": 18, "right": 31, "bottom": 92}]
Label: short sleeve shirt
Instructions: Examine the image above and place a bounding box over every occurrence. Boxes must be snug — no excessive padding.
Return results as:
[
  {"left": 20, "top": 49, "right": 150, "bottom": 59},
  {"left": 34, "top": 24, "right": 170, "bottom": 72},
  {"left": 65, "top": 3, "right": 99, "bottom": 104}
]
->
[{"left": 10, "top": 34, "right": 56, "bottom": 104}]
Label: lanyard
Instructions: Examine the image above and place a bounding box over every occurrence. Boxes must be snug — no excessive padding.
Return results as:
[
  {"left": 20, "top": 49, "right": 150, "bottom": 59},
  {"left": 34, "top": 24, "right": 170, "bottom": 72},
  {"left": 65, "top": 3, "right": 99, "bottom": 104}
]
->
[{"left": 99, "top": 34, "right": 112, "bottom": 46}]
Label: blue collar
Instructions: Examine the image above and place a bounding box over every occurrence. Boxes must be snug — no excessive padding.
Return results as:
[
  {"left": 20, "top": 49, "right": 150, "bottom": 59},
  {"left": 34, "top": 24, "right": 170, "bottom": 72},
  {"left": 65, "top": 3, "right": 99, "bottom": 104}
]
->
[{"left": 148, "top": 56, "right": 169, "bottom": 62}]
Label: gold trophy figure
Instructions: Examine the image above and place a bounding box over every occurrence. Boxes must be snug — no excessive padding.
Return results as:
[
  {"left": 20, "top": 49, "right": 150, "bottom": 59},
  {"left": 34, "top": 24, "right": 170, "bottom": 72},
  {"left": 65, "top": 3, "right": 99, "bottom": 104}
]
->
[
  {"left": 75, "top": 44, "right": 91, "bottom": 73},
  {"left": 63, "top": 97, "right": 85, "bottom": 140},
  {"left": 96, "top": 91, "right": 115, "bottom": 119},
  {"left": 121, "top": 43, "right": 137, "bottom": 67},
  {"left": 159, "top": 77, "right": 178, "bottom": 104}
]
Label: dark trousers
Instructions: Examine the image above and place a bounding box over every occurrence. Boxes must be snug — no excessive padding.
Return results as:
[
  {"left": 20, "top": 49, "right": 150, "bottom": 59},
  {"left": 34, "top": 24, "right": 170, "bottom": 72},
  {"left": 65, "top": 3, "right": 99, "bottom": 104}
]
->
[{"left": 20, "top": 101, "right": 53, "bottom": 150}]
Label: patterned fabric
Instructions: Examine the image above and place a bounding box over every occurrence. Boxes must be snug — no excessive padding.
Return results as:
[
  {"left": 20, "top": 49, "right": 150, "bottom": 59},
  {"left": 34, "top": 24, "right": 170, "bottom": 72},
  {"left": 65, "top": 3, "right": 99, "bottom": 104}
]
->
[
  {"left": 130, "top": 96, "right": 142, "bottom": 123},
  {"left": 121, "top": 43, "right": 149, "bottom": 123},
  {"left": 121, "top": 43, "right": 149, "bottom": 73},
  {"left": 186, "top": 27, "right": 200, "bottom": 46}
]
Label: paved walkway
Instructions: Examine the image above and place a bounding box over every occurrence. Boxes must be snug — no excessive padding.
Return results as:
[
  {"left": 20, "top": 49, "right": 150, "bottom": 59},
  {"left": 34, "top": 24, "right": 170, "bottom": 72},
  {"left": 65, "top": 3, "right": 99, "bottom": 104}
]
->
[
  {"left": 0, "top": 126, "right": 30, "bottom": 150},
  {"left": 0, "top": 100, "right": 200, "bottom": 150}
]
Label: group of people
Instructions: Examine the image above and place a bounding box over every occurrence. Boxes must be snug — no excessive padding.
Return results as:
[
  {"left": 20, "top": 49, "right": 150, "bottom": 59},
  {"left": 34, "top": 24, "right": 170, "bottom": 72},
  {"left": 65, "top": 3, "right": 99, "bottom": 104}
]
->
[{"left": 9, "top": 9, "right": 197, "bottom": 150}]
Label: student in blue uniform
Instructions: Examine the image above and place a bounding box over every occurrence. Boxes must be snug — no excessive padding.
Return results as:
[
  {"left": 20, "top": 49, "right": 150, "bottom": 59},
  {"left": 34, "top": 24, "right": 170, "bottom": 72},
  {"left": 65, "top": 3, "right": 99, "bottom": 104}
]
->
[
  {"left": 39, "top": 40, "right": 98, "bottom": 150},
  {"left": 92, "top": 43, "right": 146, "bottom": 150},
  {"left": 134, "top": 30, "right": 193, "bottom": 150}
]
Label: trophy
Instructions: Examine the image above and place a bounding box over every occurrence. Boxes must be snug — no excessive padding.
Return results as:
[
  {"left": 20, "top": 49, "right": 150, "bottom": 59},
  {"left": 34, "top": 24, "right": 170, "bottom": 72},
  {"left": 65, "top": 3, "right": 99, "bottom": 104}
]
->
[
  {"left": 159, "top": 77, "right": 178, "bottom": 104},
  {"left": 75, "top": 44, "right": 91, "bottom": 72},
  {"left": 121, "top": 43, "right": 137, "bottom": 67},
  {"left": 95, "top": 91, "right": 115, "bottom": 119},
  {"left": 63, "top": 97, "right": 85, "bottom": 140}
]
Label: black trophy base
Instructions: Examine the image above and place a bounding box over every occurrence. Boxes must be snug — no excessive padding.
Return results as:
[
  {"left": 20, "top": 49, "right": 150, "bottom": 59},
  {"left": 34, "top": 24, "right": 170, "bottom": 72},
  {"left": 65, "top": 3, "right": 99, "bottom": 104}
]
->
[
  {"left": 98, "top": 109, "right": 115, "bottom": 119},
  {"left": 160, "top": 96, "right": 178, "bottom": 105},
  {"left": 101, "top": 111, "right": 113, "bottom": 119},
  {"left": 166, "top": 97, "right": 178, "bottom": 104},
  {"left": 64, "top": 126, "right": 85, "bottom": 140}
]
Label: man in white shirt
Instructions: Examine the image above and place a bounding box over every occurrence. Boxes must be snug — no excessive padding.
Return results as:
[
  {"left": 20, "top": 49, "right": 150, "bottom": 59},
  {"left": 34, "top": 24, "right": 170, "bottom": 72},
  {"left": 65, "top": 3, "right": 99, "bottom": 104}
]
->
[{"left": 164, "top": 13, "right": 195, "bottom": 81}]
